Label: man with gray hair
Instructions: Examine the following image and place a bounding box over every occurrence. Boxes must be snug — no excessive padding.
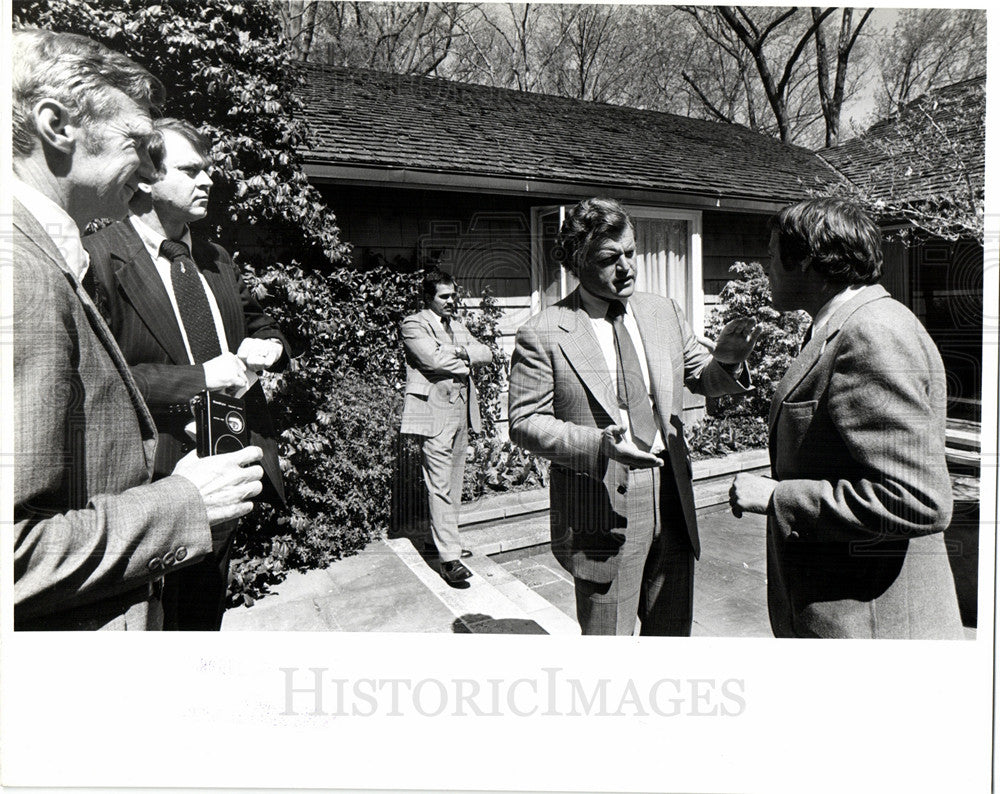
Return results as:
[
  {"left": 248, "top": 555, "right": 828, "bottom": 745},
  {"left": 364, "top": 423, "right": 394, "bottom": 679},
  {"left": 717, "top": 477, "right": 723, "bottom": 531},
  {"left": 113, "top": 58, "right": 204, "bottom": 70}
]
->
[{"left": 12, "top": 29, "right": 264, "bottom": 630}]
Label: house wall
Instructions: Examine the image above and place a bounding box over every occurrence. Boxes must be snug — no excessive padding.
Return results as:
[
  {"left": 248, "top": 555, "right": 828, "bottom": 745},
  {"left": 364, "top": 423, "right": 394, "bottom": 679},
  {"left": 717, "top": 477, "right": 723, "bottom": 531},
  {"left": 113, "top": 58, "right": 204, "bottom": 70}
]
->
[
  {"left": 320, "top": 184, "right": 777, "bottom": 432},
  {"left": 702, "top": 210, "right": 771, "bottom": 299},
  {"left": 320, "top": 185, "right": 536, "bottom": 359}
]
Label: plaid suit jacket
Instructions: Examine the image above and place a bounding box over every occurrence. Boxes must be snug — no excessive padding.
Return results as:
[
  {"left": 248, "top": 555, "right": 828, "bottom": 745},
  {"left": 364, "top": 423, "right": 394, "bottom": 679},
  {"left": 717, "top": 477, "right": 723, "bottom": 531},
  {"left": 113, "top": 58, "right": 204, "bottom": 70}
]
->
[
  {"left": 508, "top": 289, "right": 750, "bottom": 583},
  {"left": 13, "top": 200, "right": 213, "bottom": 630}
]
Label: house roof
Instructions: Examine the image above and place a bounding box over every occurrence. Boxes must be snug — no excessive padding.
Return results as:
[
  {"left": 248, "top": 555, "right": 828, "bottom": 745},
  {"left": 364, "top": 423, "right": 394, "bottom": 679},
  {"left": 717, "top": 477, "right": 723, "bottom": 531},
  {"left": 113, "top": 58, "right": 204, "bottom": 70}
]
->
[
  {"left": 818, "top": 76, "right": 986, "bottom": 203},
  {"left": 296, "top": 64, "right": 841, "bottom": 207}
]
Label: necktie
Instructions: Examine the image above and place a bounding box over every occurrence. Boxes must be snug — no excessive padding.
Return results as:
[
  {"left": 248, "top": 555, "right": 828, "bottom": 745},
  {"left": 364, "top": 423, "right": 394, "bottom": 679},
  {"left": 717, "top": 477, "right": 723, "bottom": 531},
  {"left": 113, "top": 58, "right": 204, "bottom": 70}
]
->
[
  {"left": 160, "top": 239, "right": 222, "bottom": 364},
  {"left": 606, "top": 301, "right": 657, "bottom": 451},
  {"left": 441, "top": 316, "right": 455, "bottom": 342}
]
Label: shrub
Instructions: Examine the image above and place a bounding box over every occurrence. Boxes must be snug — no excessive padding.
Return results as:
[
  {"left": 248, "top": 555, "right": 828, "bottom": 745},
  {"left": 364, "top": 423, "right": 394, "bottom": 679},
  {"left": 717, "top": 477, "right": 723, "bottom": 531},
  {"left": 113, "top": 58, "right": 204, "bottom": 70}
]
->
[
  {"left": 687, "top": 261, "right": 809, "bottom": 458},
  {"left": 463, "top": 437, "right": 550, "bottom": 501},
  {"left": 229, "top": 370, "right": 402, "bottom": 606},
  {"left": 687, "top": 416, "right": 770, "bottom": 460},
  {"left": 703, "top": 261, "right": 810, "bottom": 420}
]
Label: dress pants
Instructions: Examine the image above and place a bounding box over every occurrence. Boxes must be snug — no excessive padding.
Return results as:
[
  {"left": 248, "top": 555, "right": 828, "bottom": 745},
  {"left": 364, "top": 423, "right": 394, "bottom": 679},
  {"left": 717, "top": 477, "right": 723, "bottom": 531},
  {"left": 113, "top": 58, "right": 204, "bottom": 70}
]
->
[
  {"left": 419, "top": 395, "right": 469, "bottom": 563},
  {"left": 574, "top": 455, "right": 695, "bottom": 636},
  {"left": 162, "top": 521, "right": 237, "bottom": 631}
]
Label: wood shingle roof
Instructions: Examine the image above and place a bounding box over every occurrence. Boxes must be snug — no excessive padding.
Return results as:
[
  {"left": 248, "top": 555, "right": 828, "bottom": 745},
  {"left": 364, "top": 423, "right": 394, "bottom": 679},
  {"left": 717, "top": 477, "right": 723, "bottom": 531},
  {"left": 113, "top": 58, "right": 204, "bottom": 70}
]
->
[
  {"left": 296, "top": 64, "right": 841, "bottom": 204},
  {"left": 818, "top": 76, "right": 986, "bottom": 204}
]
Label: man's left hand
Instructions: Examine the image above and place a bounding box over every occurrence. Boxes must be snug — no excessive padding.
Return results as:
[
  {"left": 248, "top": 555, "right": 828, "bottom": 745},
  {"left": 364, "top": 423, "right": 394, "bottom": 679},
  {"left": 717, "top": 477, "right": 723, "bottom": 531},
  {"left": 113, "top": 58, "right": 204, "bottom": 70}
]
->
[
  {"left": 713, "top": 317, "right": 763, "bottom": 366},
  {"left": 237, "top": 337, "right": 283, "bottom": 371},
  {"left": 729, "top": 472, "right": 776, "bottom": 518}
]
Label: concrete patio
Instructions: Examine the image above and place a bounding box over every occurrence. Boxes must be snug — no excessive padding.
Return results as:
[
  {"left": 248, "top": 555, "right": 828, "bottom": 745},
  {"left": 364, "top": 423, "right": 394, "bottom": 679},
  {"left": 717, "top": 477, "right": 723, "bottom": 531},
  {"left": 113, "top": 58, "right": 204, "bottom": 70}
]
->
[
  {"left": 222, "top": 450, "right": 774, "bottom": 635},
  {"left": 222, "top": 448, "right": 977, "bottom": 638}
]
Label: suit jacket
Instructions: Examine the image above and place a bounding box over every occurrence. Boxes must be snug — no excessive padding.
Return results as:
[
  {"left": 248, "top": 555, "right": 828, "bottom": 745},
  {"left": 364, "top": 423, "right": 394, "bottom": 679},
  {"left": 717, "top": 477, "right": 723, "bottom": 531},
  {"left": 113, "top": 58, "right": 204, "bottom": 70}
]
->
[
  {"left": 400, "top": 309, "right": 493, "bottom": 437},
  {"left": 767, "top": 284, "right": 963, "bottom": 638},
  {"left": 83, "top": 220, "right": 291, "bottom": 498},
  {"left": 508, "top": 289, "right": 751, "bottom": 584},
  {"left": 12, "top": 199, "right": 213, "bottom": 630}
]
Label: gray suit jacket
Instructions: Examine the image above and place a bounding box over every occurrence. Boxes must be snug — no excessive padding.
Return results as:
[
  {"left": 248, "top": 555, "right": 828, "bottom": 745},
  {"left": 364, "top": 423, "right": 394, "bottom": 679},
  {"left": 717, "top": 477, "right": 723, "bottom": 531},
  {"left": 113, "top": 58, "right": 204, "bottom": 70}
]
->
[
  {"left": 767, "top": 284, "right": 963, "bottom": 638},
  {"left": 508, "top": 289, "right": 751, "bottom": 583},
  {"left": 399, "top": 309, "right": 492, "bottom": 437},
  {"left": 13, "top": 199, "right": 213, "bottom": 630}
]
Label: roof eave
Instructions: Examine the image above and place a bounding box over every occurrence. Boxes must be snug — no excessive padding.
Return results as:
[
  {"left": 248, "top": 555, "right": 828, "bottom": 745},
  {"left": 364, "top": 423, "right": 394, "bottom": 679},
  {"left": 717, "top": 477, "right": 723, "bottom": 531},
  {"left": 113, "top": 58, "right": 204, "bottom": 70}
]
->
[{"left": 303, "top": 160, "right": 815, "bottom": 213}]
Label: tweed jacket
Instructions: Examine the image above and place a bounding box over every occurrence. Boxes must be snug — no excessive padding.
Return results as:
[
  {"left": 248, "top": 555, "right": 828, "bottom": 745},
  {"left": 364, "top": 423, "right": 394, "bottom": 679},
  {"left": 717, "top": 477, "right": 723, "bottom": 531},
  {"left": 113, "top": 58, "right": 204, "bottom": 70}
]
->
[
  {"left": 13, "top": 199, "right": 213, "bottom": 630},
  {"left": 767, "top": 284, "right": 963, "bottom": 638},
  {"left": 82, "top": 220, "right": 290, "bottom": 499},
  {"left": 400, "top": 308, "right": 493, "bottom": 437},
  {"left": 508, "top": 289, "right": 752, "bottom": 583}
]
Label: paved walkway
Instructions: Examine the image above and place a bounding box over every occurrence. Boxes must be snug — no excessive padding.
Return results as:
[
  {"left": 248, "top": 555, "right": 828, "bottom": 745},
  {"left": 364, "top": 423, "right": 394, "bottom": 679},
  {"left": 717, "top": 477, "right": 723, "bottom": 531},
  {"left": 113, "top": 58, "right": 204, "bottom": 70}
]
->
[
  {"left": 223, "top": 447, "right": 977, "bottom": 638},
  {"left": 222, "top": 501, "right": 771, "bottom": 636}
]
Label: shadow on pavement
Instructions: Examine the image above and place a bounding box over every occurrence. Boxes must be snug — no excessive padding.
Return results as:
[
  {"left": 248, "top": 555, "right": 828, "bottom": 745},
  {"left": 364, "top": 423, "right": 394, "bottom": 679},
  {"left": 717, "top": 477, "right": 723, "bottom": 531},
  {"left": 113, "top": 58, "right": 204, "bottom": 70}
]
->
[{"left": 454, "top": 614, "right": 548, "bottom": 634}]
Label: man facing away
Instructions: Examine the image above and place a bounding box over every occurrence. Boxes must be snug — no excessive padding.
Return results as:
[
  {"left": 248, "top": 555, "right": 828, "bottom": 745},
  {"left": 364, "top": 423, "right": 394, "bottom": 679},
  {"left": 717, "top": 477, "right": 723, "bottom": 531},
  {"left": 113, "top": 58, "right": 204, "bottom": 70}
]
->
[
  {"left": 730, "top": 197, "right": 963, "bottom": 639},
  {"left": 11, "top": 29, "right": 263, "bottom": 630},
  {"left": 508, "top": 198, "right": 759, "bottom": 635},
  {"left": 400, "top": 271, "right": 493, "bottom": 585},
  {"left": 84, "top": 117, "right": 292, "bottom": 630}
]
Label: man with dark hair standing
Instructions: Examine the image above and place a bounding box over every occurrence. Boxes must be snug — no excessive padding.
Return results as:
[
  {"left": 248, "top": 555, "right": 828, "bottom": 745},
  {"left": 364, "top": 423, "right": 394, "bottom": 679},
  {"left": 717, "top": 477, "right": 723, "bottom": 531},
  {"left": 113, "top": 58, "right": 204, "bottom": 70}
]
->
[
  {"left": 84, "top": 117, "right": 291, "bottom": 630},
  {"left": 730, "top": 198, "right": 963, "bottom": 639},
  {"left": 12, "top": 30, "right": 264, "bottom": 630},
  {"left": 400, "top": 270, "right": 493, "bottom": 584},
  {"left": 508, "top": 197, "right": 759, "bottom": 635}
]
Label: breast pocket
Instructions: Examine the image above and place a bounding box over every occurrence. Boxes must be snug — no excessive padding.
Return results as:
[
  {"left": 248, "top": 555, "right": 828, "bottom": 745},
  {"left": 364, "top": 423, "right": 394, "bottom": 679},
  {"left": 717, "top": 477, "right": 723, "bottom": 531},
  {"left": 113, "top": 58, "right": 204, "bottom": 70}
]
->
[{"left": 775, "top": 399, "right": 818, "bottom": 468}]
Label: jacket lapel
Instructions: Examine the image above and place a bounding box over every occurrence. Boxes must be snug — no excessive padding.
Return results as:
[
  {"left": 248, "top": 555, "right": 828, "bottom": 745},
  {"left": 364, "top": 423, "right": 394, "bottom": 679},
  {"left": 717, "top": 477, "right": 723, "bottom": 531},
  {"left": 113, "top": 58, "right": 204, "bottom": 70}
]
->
[
  {"left": 630, "top": 292, "right": 674, "bottom": 422},
  {"left": 112, "top": 223, "right": 190, "bottom": 364},
  {"left": 557, "top": 291, "right": 620, "bottom": 421},
  {"left": 13, "top": 202, "right": 158, "bottom": 470},
  {"left": 768, "top": 284, "right": 891, "bottom": 433},
  {"left": 194, "top": 237, "right": 242, "bottom": 351}
]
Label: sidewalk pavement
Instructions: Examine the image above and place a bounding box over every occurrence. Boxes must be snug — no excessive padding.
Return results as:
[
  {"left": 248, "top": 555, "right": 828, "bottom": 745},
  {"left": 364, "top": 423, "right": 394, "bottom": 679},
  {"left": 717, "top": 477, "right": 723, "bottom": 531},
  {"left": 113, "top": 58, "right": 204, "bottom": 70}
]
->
[{"left": 222, "top": 501, "right": 772, "bottom": 636}]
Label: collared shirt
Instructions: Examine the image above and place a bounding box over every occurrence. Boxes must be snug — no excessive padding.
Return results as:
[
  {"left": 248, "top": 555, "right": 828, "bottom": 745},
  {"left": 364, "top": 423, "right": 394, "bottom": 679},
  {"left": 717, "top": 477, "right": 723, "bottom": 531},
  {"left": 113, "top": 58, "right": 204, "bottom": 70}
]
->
[
  {"left": 129, "top": 215, "right": 229, "bottom": 365},
  {"left": 810, "top": 284, "right": 866, "bottom": 348},
  {"left": 578, "top": 287, "right": 665, "bottom": 454},
  {"left": 13, "top": 177, "right": 90, "bottom": 282},
  {"left": 432, "top": 311, "right": 455, "bottom": 341}
]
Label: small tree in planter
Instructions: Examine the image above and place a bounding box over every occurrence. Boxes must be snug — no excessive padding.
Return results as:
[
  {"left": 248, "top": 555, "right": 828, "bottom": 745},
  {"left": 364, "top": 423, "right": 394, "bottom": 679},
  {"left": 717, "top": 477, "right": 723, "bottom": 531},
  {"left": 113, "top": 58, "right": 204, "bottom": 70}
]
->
[{"left": 689, "top": 261, "right": 810, "bottom": 458}]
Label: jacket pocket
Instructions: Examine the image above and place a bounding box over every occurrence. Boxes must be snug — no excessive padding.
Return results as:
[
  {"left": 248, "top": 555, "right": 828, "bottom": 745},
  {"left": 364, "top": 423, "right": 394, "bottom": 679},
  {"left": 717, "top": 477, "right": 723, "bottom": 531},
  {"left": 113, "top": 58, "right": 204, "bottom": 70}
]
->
[
  {"left": 775, "top": 399, "right": 817, "bottom": 467},
  {"left": 405, "top": 382, "right": 431, "bottom": 396}
]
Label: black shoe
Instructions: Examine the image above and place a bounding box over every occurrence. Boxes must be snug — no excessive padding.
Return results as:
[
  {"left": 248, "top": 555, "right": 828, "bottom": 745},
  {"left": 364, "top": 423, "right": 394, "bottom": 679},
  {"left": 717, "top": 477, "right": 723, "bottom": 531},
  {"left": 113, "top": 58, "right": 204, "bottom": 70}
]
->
[{"left": 440, "top": 559, "right": 473, "bottom": 584}]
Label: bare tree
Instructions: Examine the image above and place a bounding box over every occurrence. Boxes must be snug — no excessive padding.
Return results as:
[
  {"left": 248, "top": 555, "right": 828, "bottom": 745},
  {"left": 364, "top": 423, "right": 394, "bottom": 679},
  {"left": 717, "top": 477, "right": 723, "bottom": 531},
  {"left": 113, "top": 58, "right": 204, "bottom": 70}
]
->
[
  {"left": 678, "top": 8, "right": 768, "bottom": 129},
  {"left": 875, "top": 8, "right": 986, "bottom": 116},
  {"left": 813, "top": 8, "right": 872, "bottom": 147},
  {"left": 557, "top": 5, "right": 642, "bottom": 102},
  {"left": 302, "top": 2, "right": 471, "bottom": 76},
  {"left": 445, "top": 4, "right": 577, "bottom": 92},
  {"left": 277, "top": 0, "right": 321, "bottom": 61},
  {"left": 715, "top": 6, "right": 835, "bottom": 142}
]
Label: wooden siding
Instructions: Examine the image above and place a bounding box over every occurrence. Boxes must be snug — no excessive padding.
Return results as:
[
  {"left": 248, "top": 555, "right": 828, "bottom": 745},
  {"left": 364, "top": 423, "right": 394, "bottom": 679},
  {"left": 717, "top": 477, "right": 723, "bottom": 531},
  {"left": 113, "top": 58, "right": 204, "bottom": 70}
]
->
[{"left": 701, "top": 210, "right": 771, "bottom": 298}]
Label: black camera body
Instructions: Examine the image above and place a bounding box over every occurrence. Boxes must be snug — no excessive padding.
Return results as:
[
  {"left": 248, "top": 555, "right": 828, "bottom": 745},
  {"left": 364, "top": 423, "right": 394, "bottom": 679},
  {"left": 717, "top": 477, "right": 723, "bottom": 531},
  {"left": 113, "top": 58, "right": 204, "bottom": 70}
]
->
[{"left": 190, "top": 389, "right": 249, "bottom": 457}]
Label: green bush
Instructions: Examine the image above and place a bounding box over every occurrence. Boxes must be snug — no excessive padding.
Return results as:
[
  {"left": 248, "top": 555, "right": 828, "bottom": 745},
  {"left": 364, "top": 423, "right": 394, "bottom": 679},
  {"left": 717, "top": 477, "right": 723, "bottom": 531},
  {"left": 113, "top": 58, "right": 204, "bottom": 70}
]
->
[{"left": 233, "top": 259, "right": 510, "bottom": 604}]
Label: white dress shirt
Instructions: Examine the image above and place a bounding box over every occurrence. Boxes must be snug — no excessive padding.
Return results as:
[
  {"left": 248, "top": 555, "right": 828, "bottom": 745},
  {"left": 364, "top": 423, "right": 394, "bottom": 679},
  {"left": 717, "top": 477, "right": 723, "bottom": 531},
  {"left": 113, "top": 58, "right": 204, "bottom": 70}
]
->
[
  {"left": 578, "top": 287, "right": 666, "bottom": 454},
  {"left": 810, "top": 284, "right": 866, "bottom": 352},
  {"left": 129, "top": 215, "right": 230, "bottom": 364},
  {"left": 13, "top": 178, "right": 90, "bottom": 282}
]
